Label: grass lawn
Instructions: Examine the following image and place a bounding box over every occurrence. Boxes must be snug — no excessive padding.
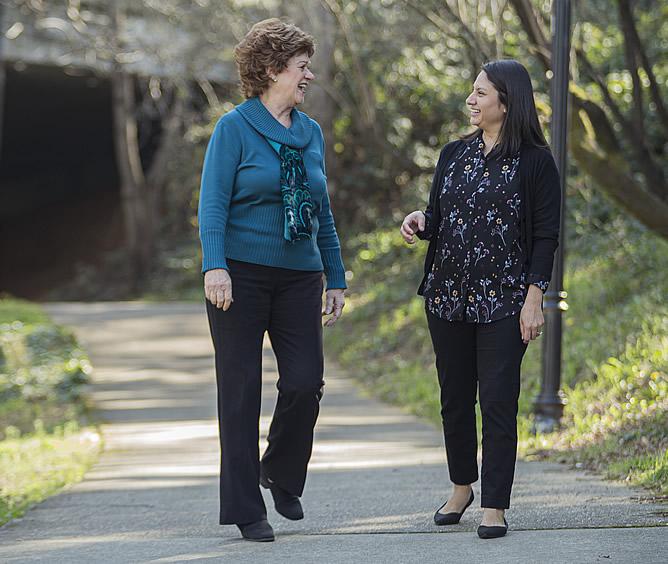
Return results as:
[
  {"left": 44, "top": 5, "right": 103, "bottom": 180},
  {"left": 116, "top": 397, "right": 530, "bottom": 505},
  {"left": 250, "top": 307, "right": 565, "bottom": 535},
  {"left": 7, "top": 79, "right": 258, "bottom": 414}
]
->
[{"left": 0, "top": 423, "right": 101, "bottom": 524}]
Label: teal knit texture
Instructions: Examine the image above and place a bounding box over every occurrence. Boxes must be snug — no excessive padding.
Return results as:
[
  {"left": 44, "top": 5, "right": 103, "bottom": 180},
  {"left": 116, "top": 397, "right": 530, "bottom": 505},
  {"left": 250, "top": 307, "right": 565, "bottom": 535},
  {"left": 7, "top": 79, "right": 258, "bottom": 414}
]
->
[{"left": 198, "top": 97, "right": 346, "bottom": 289}]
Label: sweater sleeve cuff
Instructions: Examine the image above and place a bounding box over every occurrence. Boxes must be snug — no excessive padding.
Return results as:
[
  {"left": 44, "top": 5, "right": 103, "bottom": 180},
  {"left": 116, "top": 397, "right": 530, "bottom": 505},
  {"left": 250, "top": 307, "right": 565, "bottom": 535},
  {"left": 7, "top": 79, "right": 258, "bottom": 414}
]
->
[
  {"left": 527, "top": 274, "right": 550, "bottom": 293},
  {"left": 200, "top": 230, "right": 228, "bottom": 273},
  {"left": 321, "top": 248, "right": 347, "bottom": 289},
  {"left": 416, "top": 210, "right": 433, "bottom": 241}
]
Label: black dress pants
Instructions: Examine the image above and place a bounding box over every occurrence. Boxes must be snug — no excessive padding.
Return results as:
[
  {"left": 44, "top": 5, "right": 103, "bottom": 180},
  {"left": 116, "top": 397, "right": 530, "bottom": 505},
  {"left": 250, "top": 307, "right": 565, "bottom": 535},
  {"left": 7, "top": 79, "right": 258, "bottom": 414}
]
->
[
  {"left": 427, "top": 311, "right": 528, "bottom": 509},
  {"left": 206, "top": 259, "right": 324, "bottom": 525}
]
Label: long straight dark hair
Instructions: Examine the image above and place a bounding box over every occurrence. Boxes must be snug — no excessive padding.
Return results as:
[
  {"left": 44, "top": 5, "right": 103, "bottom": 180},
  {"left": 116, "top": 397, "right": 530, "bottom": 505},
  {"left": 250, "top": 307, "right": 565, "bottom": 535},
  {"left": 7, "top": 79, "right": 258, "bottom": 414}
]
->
[{"left": 466, "top": 59, "right": 548, "bottom": 158}]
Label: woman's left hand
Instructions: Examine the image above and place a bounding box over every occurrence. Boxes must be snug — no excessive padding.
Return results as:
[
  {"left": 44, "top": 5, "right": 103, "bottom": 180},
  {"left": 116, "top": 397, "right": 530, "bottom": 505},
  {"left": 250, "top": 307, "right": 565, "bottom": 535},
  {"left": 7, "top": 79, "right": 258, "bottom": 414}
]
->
[
  {"left": 323, "top": 289, "right": 345, "bottom": 327},
  {"left": 520, "top": 285, "right": 545, "bottom": 344}
]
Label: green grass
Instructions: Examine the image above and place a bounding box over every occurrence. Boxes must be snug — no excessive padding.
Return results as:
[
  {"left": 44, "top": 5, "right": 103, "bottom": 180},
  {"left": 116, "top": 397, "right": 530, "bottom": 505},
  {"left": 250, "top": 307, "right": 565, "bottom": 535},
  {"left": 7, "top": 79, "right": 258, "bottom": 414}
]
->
[
  {"left": 608, "top": 451, "right": 668, "bottom": 494},
  {"left": 0, "top": 297, "right": 49, "bottom": 325},
  {"left": 524, "top": 314, "right": 668, "bottom": 495},
  {"left": 0, "top": 422, "right": 101, "bottom": 524},
  {"left": 326, "top": 218, "right": 668, "bottom": 495},
  {"left": 540, "top": 409, "right": 668, "bottom": 496},
  {"left": 0, "top": 297, "right": 101, "bottom": 525}
]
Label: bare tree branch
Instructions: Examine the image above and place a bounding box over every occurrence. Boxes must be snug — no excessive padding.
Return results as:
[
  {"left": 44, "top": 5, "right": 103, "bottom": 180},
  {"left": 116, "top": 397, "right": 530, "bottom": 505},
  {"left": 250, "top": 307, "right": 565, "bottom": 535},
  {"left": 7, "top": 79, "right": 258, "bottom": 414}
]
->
[
  {"left": 571, "top": 97, "right": 668, "bottom": 238},
  {"left": 197, "top": 78, "right": 220, "bottom": 109},
  {"left": 577, "top": 47, "right": 665, "bottom": 197},
  {"left": 402, "top": 0, "right": 458, "bottom": 38},
  {"left": 617, "top": 0, "right": 668, "bottom": 133},
  {"left": 146, "top": 86, "right": 183, "bottom": 190},
  {"left": 508, "top": 0, "right": 550, "bottom": 70},
  {"left": 509, "top": 0, "right": 668, "bottom": 236},
  {"left": 321, "top": 0, "right": 377, "bottom": 129},
  {"left": 617, "top": 0, "right": 645, "bottom": 138},
  {"left": 576, "top": 48, "right": 630, "bottom": 133},
  {"left": 402, "top": 0, "right": 489, "bottom": 70},
  {"left": 510, "top": 0, "right": 552, "bottom": 71},
  {"left": 442, "top": 0, "right": 493, "bottom": 61},
  {"left": 492, "top": 0, "right": 509, "bottom": 59}
]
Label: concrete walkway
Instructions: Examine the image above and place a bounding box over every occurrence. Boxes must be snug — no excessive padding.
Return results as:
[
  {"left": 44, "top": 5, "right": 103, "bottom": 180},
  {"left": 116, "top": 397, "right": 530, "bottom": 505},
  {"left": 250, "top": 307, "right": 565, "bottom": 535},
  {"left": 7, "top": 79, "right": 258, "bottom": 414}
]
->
[{"left": 0, "top": 302, "right": 665, "bottom": 563}]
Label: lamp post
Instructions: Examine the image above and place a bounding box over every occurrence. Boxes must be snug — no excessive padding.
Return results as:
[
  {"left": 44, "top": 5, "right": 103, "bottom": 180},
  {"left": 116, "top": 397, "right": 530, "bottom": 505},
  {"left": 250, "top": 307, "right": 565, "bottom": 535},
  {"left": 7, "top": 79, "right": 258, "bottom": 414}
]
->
[
  {"left": 0, "top": 2, "right": 5, "bottom": 161},
  {"left": 533, "top": 0, "right": 571, "bottom": 433}
]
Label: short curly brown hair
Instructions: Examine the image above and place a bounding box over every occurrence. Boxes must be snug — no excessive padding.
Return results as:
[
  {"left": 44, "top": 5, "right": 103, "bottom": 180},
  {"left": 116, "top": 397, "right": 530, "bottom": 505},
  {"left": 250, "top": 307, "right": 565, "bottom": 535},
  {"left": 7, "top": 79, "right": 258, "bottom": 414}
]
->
[{"left": 234, "top": 18, "right": 315, "bottom": 99}]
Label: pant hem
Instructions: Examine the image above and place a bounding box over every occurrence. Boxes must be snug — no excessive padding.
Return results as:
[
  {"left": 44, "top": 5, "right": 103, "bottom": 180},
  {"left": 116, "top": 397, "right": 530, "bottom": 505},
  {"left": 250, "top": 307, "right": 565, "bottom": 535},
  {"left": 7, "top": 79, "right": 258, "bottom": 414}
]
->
[
  {"left": 480, "top": 497, "right": 510, "bottom": 509},
  {"left": 261, "top": 462, "right": 306, "bottom": 497},
  {"left": 219, "top": 513, "right": 267, "bottom": 525},
  {"left": 451, "top": 478, "right": 478, "bottom": 486}
]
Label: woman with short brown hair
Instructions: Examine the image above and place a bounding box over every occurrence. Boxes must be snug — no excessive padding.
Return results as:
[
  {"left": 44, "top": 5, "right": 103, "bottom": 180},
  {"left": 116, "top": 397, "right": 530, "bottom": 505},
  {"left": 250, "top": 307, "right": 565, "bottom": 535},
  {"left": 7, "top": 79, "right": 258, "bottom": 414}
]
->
[{"left": 198, "top": 18, "right": 346, "bottom": 542}]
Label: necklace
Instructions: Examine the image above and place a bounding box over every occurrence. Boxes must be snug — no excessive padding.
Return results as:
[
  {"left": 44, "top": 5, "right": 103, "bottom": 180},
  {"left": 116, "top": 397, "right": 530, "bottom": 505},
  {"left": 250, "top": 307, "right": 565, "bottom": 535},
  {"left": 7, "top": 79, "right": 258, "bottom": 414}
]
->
[{"left": 482, "top": 132, "right": 500, "bottom": 156}]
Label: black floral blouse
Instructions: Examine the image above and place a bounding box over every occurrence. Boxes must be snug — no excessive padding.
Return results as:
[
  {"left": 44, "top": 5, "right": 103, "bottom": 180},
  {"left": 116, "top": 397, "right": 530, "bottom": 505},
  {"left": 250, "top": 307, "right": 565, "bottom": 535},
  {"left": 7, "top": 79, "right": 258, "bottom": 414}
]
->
[{"left": 423, "top": 134, "right": 549, "bottom": 323}]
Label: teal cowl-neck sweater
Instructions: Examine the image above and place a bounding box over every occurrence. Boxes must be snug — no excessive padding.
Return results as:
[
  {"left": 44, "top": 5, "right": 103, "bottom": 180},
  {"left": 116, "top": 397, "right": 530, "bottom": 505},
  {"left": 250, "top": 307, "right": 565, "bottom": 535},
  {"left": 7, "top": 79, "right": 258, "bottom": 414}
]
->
[{"left": 198, "top": 97, "right": 346, "bottom": 289}]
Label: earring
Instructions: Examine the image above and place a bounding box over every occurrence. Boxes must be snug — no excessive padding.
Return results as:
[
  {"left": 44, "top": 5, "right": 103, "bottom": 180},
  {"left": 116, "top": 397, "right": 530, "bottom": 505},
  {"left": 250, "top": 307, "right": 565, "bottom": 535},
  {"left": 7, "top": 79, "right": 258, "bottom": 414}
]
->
[{"left": 271, "top": 76, "right": 277, "bottom": 82}]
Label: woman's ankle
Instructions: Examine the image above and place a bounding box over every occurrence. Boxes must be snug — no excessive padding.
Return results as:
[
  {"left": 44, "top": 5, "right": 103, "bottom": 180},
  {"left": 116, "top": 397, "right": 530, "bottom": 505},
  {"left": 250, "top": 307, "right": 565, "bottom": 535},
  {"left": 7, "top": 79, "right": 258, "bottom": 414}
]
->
[
  {"left": 452, "top": 484, "right": 473, "bottom": 494},
  {"left": 481, "top": 508, "right": 505, "bottom": 522},
  {"left": 447, "top": 485, "right": 473, "bottom": 505}
]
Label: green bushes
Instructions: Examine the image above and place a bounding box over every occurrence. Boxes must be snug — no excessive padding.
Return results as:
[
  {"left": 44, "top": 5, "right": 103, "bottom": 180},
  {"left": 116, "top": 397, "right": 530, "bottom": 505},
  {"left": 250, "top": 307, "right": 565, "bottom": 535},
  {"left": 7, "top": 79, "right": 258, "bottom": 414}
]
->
[
  {"left": 533, "top": 314, "right": 668, "bottom": 494},
  {"left": 0, "top": 298, "right": 100, "bottom": 524},
  {"left": 0, "top": 316, "right": 92, "bottom": 439}
]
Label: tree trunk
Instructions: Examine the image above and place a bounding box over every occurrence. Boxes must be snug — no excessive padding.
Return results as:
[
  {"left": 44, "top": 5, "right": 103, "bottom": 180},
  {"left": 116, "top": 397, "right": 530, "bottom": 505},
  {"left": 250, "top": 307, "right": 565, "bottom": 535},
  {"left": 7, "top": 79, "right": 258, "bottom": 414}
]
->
[{"left": 110, "top": 69, "right": 153, "bottom": 289}]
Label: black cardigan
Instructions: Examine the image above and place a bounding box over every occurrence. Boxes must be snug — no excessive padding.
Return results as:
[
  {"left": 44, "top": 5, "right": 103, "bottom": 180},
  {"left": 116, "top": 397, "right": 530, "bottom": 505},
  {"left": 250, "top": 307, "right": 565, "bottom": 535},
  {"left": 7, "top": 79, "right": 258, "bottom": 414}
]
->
[{"left": 417, "top": 140, "right": 561, "bottom": 296}]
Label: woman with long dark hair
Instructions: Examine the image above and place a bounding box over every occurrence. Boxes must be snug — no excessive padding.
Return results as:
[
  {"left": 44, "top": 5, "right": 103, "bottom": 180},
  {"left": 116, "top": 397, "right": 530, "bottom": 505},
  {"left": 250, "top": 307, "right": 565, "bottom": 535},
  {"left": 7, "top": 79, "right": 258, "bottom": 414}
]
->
[{"left": 400, "top": 59, "right": 560, "bottom": 539}]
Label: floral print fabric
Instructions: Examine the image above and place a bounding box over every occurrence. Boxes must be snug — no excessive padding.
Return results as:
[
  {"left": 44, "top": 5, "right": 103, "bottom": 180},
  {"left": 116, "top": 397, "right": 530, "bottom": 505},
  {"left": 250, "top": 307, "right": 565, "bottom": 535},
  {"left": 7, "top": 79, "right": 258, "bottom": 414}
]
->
[{"left": 423, "top": 133, "right": 549, "bottom": 323}]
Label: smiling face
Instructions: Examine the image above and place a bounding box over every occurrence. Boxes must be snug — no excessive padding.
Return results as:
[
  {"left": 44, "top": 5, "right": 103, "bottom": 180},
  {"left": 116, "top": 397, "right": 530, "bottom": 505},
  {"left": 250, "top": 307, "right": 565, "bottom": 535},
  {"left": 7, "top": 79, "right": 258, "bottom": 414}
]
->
[
  {"left": 268, "top": 52, "right": 315, "bottom": 107},
  {"left": 466, "top": 71, "right": 506, "bottom": 132}
]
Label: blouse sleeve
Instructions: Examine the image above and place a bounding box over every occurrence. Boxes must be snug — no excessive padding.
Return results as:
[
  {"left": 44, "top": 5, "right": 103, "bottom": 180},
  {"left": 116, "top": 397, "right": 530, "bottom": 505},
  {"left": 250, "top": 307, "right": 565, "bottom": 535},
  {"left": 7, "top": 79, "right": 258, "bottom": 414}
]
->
[
  {"left": 417, "top": 144, "right": 454, "bottom": 241},
  {"left": 527, "top": 277, "right": 550, "bottom": 292}
]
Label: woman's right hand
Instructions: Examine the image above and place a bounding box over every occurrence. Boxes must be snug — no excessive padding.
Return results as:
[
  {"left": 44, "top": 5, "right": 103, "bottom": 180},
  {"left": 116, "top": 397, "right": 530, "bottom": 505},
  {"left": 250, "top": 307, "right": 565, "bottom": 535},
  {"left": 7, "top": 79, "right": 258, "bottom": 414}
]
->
[
  {"left": 400, "top": 211, "right": 426, "bottom": 244},
  {"left": 204, "top": 268, "right": 233, "bottom": 311}
]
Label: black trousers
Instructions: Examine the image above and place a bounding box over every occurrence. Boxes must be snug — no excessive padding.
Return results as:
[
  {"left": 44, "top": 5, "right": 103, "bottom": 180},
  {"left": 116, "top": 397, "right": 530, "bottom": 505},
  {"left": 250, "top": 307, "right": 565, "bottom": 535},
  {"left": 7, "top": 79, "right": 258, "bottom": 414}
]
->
[
  {"left": 427, "top": 311, "right": 528, "bottom": 509},
  {"left": 206, "top": 259, "right": 324, "bottom": 525}
]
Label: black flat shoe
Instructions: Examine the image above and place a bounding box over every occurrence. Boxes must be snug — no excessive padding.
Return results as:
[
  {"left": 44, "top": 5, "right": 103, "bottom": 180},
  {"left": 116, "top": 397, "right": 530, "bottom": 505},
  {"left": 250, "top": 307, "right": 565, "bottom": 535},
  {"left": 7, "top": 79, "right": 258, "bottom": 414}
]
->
[
  {"left": 477, "top": 517, "right": 508, "bottom": 539},
  {"left": 260, "top": 470, "right": 304, "bottom": 521},
  {"left": 433, "top": 490, "right": 475, "bottom": 525},
  {"left": 237, "top": 519, "right": 275, "bottom": 542}
]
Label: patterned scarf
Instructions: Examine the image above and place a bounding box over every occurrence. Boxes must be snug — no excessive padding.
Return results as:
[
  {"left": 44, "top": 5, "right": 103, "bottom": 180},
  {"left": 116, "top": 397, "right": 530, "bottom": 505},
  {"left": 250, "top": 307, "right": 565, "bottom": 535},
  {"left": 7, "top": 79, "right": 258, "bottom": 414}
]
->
[{"left": 267, "top": 139, "right": 313, "bottom": 242}]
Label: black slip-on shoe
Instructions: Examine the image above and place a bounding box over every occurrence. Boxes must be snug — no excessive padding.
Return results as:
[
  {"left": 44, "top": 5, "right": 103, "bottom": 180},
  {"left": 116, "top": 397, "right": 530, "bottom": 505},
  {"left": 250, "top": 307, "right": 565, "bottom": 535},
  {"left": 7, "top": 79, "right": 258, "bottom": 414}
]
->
[
  {"left": 433, "top": 490, "right": 475, "bottom": 526},
  {"left": 260, "top": 470, "right": 304, "bottom": 521},
  {"left": 477, "top": 517, "right": 508, "bottom": 539},
  {"left": 236, "top": 519, "right": 275, "bottom": 542}
]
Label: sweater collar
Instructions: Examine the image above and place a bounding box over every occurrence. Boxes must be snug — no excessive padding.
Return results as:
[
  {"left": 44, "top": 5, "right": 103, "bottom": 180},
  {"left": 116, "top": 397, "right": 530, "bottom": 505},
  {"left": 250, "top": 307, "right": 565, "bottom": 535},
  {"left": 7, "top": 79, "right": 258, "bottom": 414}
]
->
[{"left": 236, "top": 97, "right": 313, "bottom": 148}]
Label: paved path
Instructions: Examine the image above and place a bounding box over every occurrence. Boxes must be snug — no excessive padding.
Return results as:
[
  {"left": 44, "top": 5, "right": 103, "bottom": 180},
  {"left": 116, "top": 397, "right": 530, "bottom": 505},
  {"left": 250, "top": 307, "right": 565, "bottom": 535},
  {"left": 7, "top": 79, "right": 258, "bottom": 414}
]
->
[{"left": 0, "top": 302, "right": 665, "bottom": 563}]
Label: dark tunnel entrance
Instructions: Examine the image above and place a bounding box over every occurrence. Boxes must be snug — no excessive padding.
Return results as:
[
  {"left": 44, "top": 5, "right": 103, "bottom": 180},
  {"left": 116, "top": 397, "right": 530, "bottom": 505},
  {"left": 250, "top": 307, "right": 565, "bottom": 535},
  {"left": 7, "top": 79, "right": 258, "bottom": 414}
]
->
[{"left": 0, "top": 63, "right": 122, "bottom": 300}]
